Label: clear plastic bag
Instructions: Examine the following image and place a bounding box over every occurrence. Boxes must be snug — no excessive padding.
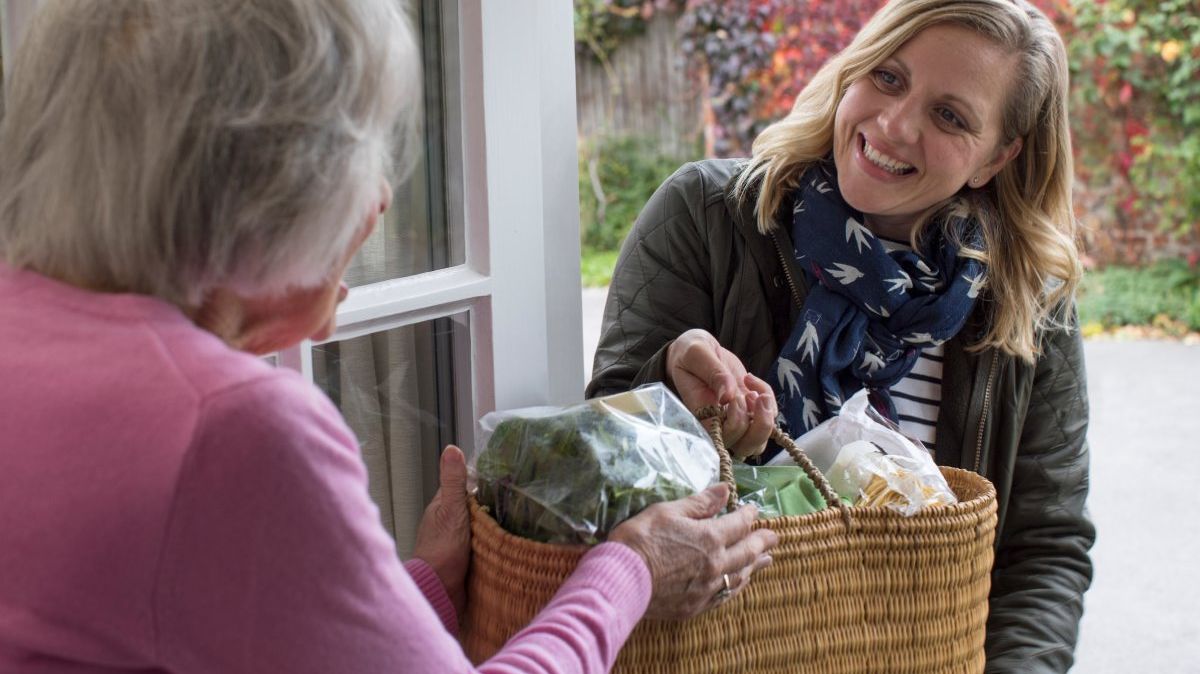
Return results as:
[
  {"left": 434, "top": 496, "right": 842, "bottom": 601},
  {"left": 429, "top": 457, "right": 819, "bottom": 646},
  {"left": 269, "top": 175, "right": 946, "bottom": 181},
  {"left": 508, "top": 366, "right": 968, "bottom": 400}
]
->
[
  {"left": 765, "top": 389, "right": 956, "bottom": 515},
  {"left": 824, "top": 439, "right": 957, "bottom": 515},
  {"left": 471, "top": 384, "right": 720, "bottom": 545}
]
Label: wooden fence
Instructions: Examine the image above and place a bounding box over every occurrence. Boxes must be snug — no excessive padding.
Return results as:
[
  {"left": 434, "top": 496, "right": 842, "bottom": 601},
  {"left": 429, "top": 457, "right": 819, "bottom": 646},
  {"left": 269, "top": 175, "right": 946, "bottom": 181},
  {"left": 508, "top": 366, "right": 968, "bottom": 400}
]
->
[{"left": 575, "top": 11, "right": 704, "bottom": 158}]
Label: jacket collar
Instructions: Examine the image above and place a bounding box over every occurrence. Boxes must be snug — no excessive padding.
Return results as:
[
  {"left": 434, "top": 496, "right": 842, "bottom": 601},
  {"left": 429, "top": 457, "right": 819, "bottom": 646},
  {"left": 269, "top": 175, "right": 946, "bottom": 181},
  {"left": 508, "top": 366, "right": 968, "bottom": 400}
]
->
[{"left": 723, "top": 162, "right": 808, "bottom": 322}]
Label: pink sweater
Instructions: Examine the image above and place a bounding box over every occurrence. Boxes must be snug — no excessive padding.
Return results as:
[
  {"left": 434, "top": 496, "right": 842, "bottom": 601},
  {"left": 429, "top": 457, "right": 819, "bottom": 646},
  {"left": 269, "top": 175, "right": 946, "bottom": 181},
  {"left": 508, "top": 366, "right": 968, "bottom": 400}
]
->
[{"left": 0, "top": 264, "right": 651, "bottom": 673}]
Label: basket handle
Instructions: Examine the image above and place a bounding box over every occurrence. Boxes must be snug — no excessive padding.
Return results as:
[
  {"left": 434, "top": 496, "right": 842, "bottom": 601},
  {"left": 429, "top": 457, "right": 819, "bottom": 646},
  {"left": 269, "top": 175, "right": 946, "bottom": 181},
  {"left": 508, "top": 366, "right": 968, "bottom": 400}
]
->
[{"left": 695, "top": 405, "right": 852, "bottom": 527}]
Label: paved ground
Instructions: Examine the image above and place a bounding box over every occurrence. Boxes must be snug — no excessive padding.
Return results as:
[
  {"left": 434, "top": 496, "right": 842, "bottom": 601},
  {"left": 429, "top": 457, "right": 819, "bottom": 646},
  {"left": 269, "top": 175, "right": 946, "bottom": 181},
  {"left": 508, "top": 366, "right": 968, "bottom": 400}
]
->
[
  {"left": 1073, "top": 340, "right": 1200, "bottom": 673},
  {"left": 582, "top": 287, "right": 1200, "bottom": 672}
]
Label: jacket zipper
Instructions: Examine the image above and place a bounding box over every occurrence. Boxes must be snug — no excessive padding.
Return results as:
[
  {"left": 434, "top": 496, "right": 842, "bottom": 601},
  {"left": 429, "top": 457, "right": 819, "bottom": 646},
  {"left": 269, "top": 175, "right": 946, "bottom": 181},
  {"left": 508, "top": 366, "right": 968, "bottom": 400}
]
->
[
  {"left": 972, "top": 350, "right": 999, "bottom": 473},
  {"left": 770, "top": 231, "right": 806, "bottom": 309}
]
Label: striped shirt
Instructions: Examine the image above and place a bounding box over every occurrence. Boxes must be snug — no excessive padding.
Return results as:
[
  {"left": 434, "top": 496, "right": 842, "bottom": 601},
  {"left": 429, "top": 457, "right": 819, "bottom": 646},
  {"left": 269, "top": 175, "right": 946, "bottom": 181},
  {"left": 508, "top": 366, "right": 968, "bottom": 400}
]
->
[
  {"left": 890, "top": 345, "right": 943, "bottom": 452},
  {"left": 878, "top": 237, "right": 943, "bottom": 453}
]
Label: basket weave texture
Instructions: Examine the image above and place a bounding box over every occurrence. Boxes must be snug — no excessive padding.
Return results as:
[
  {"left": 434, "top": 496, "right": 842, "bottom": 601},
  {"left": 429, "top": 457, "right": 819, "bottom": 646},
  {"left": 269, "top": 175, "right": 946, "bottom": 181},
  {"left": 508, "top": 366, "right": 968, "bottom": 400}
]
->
[{"left": 462, "top": 419, "right": 998, "bottom": 673}]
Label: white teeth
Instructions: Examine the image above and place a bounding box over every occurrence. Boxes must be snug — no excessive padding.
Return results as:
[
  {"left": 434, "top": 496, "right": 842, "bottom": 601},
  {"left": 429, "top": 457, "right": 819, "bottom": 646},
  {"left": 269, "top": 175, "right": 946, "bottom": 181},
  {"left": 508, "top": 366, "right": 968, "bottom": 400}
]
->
[{"left": 862, "top": 137, "right": 913, "bottom": 174}]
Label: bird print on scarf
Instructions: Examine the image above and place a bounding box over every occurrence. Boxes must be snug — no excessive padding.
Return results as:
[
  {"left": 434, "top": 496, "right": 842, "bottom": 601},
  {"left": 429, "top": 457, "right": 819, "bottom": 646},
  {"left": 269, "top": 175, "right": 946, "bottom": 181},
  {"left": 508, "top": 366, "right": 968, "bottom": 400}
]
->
[{"left": 769, "top": 160, "right": 987, "bottom": 440}]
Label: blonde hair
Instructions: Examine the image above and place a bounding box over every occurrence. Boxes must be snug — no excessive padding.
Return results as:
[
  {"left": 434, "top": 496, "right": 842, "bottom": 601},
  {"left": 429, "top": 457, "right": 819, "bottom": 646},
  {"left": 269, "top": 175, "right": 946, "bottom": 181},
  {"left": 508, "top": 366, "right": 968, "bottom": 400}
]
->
[
  {"left": 0, "top": 0, "right": 419, "bottom": 307},
  {"left": 733, "top": 0, "right": 1080, "bottom": 362}
]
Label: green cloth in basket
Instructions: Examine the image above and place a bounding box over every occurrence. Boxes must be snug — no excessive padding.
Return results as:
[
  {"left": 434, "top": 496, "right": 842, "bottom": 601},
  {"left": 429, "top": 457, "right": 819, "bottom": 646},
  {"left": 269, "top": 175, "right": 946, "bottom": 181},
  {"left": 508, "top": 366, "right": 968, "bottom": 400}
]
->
[{"left": 734, "top": 464, "right": 848, "bottom": 518}]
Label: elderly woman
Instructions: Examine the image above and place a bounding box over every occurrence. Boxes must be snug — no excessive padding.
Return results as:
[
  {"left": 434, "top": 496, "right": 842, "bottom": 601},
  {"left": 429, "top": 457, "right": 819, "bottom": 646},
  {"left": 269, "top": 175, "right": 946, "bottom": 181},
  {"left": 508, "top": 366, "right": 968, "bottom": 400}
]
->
[
  {"left": 590, "top": 0, "right": 1094, "bottom": 671},
  {"left": 0, "top": 1, "right": 778, "bottom": 672}
]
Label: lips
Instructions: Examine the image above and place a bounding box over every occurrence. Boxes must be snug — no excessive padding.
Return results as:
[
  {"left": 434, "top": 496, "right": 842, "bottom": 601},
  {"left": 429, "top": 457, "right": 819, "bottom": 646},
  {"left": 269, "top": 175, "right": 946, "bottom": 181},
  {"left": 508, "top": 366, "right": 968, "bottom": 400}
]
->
[{"left": 861, "top": 134, "right": 915, "bottom": 175}]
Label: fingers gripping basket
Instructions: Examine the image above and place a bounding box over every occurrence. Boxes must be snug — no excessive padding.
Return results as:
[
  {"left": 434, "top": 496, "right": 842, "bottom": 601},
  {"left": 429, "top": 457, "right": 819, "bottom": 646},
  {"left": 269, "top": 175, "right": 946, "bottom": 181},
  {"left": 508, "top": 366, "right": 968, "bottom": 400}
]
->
[{"left": 462, "top": 407, "right": 998, "bottom": 673}]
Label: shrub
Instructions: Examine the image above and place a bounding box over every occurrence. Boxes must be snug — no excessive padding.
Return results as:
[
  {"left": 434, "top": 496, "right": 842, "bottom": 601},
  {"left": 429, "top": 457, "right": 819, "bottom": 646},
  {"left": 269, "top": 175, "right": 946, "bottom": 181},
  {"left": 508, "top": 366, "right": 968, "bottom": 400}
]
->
[
  {"left": 1067, "top": 0, "right": 1200, "bottom": 240},
  {"left": 1077, "top": 260, "right": 1200, "bottom": 331},
  {"left": 578, "top": 135, "right": 697, "bottom": 253}
]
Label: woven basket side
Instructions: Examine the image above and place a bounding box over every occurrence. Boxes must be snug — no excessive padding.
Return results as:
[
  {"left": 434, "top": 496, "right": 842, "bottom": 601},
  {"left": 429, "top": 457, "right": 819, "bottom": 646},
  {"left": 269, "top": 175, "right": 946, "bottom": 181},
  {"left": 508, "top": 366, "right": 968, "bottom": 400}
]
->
[
  {"left": 463, "top": 499, "right": 583, "bottom": 662},
  {"left": 612, "top": 471, "right": 996, "bottom": 673},
  {"left": 463, "top": 465, "right": 999, "bottom": 673}
]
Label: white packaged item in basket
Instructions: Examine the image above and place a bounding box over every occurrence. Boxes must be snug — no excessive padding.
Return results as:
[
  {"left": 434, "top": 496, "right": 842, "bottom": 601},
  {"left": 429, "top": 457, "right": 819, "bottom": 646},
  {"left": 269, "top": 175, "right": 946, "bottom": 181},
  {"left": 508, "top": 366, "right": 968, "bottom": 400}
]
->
[{"left": 766, "top": 389, "right": 956, "bottom": 514}]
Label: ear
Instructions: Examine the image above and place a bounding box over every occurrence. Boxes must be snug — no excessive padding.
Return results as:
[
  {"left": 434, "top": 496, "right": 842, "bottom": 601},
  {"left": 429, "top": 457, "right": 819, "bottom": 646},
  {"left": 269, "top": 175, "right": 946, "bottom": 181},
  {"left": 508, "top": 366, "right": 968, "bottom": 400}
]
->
[
  {"left": 190, "top": 283, "right": 329, "bottom": 355},
  {"left": 189, "top": 287, "right": 245, "bottom": 346},
  {"left": 973, "top": 137, "right": 1023, "bottom": 188},
  {"left": 235, "top": 284, "right": 336, "bottom": 355}
]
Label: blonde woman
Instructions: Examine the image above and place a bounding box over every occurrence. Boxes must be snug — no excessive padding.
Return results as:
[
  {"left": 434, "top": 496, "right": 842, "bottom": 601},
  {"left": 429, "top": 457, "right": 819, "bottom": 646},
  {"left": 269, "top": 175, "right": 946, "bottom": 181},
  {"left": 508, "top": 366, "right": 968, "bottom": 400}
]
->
[
  {"left": 589, "top": 0, "right": 1093, "bottom": 670},
  {"left": 0, "top": 1, "right": 778, "bottom": 672}
]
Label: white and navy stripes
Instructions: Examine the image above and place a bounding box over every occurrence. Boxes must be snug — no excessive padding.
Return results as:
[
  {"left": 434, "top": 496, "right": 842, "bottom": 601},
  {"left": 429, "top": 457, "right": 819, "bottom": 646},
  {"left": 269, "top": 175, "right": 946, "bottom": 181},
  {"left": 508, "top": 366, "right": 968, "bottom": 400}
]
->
[
  {"left": 878, "top": 237, "right": 942, "bottom": 451},
  {"left": 889, "top": 344, "right": 943, "bottom": 452}
]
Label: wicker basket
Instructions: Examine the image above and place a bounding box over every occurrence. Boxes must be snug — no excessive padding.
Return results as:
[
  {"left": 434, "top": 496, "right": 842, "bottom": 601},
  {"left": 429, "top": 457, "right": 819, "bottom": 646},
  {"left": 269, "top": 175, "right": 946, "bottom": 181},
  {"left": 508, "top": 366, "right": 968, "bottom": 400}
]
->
[{"left": 462, "top": 410, "right": 998, "bottom": 673}]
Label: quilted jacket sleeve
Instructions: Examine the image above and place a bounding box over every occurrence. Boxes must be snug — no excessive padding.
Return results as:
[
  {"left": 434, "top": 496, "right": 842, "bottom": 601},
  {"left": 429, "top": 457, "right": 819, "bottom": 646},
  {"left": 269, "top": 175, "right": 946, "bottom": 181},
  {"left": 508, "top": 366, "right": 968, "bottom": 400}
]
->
[
  {"left": 586, "top": 163, "right": 718, "bottom": 399},
  {"left": 985, "top": 321, "right": 1095, "bottom": 673}
]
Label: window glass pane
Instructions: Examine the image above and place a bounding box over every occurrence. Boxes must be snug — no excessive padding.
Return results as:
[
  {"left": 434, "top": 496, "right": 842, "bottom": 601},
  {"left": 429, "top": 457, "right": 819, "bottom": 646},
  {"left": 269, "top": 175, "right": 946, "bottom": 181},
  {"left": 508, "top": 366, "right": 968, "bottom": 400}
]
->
[
  {"left": 344, "top": 0, "right": 463, "bottom": 287},
  {"left": 311, "top": 314, "right": 467, "bottom": 557}
]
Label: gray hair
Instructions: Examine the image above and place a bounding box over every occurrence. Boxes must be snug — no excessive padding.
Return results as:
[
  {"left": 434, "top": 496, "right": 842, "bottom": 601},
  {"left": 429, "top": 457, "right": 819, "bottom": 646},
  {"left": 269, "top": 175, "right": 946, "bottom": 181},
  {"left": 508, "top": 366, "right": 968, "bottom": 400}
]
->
[{"left": 0, "top": 0, "right": 419, "bottom": 306}]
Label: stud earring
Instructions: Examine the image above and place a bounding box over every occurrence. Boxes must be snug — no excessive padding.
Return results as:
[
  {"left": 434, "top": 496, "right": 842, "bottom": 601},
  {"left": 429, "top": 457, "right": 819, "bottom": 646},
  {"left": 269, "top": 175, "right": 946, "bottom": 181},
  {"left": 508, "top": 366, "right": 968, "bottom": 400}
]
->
[{"left": 970, "top": 176, "right": 981, "bottom": 187}]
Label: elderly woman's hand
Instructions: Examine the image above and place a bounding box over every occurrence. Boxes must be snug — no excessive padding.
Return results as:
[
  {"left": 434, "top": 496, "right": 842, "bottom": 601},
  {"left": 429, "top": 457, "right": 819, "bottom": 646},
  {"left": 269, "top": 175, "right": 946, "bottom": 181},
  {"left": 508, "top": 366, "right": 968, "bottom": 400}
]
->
[
  {"left": 412, "top": 445, "right": 471, "bottom": 617},
  {"left": 609, "top": 484, "right": 778, "bottom": 620},
  {"left": 666, "top": 329, "right": 777, "bottom": 458}
]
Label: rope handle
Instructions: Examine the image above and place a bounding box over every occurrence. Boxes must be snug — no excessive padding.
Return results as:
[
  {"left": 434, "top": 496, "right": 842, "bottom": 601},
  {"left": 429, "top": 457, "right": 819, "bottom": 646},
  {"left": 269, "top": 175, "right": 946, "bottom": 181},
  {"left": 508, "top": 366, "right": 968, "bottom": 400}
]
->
[
  {"left": 695, "top": 406, "right": 738, "bottom": 511},
  {"left": 695, "top": 405, "right": 853, "bottom": 528}
]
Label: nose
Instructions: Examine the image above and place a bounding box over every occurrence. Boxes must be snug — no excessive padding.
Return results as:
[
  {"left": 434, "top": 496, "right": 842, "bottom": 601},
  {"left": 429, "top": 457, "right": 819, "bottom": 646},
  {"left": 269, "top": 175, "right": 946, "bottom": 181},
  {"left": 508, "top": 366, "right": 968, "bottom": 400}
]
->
[{"left": 877, "top": 95, "right": 920, "bottom": 146}]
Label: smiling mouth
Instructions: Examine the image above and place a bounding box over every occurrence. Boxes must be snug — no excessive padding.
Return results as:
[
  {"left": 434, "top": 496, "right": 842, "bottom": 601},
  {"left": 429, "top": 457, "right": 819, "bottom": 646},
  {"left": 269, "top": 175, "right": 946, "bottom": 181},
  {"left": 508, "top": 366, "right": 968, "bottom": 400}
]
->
[{"left": 861, "top": 134, "right": 916, "bottom": 175}]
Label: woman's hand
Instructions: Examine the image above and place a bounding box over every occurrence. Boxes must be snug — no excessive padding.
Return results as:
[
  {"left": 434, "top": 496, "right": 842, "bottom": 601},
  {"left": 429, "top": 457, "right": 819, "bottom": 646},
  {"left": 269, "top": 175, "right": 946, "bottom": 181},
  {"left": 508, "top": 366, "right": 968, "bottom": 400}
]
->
[
  {"left": 666, "top": 329, "right": 777, "bottom": 458},
  {"left": 412, "top": 445, "right": 471, "bottom": 617},
  {"left": 609, "top": 484, "right": 778, "bottom": 620}
]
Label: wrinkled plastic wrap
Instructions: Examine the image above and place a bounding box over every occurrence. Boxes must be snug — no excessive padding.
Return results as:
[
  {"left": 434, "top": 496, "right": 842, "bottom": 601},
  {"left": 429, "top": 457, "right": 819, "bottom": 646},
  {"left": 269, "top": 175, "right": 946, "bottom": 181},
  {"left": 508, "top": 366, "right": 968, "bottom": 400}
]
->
[
  {"left": 766, "top": 389, "right": 956, "bottom": 515},
  {"left": 471, "top": 384, "right": 720, "bottom": 545},
  {"left": 824, "top": 440, "right": 957, "bottom": 515}
]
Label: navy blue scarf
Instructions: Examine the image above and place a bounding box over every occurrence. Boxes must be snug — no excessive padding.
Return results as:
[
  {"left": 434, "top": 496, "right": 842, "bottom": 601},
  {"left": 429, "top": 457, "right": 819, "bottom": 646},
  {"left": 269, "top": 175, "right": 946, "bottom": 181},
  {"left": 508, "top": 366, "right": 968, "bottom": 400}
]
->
[{"left": 770, "top": 161, "right": 986, "bottom": 436}]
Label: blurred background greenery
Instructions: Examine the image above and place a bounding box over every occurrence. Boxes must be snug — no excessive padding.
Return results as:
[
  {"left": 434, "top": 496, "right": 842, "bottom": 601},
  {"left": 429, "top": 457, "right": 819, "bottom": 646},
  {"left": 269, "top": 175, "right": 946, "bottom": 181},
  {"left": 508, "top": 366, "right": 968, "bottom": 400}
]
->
[{"left": 574, "top": 0, "right": 1200, "bottom": 336}]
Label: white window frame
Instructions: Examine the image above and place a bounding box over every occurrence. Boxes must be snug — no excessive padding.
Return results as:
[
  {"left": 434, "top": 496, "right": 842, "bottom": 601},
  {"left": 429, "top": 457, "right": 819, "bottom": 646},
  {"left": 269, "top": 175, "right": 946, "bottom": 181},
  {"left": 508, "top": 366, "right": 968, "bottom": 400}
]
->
[{"left": 3, "top": 0, "right": 586, "bottom": 445}]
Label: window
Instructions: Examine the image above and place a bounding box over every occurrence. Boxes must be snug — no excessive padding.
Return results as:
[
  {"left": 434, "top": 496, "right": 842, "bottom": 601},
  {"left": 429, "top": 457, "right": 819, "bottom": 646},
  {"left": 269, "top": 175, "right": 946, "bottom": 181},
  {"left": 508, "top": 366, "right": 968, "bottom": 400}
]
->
[
  {"left": 3, "top": 0, "right": 585, "bottom": 557},
  {"left": 284, "top": 0, "right": 586, "bottom": 554},
  {"left": 285, "top": 1, "right": 585, "bottom": 555},
  {"left": 312, "top": 317, "right": 468, "bottom": 556}
]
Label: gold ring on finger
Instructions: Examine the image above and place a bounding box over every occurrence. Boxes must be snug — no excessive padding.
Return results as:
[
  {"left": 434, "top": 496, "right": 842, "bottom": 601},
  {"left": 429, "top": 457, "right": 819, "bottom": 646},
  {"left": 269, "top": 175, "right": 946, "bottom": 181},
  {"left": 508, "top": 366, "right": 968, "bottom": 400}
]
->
[{"left": 714, "top": 572, "right": 733, "bottom": 603}]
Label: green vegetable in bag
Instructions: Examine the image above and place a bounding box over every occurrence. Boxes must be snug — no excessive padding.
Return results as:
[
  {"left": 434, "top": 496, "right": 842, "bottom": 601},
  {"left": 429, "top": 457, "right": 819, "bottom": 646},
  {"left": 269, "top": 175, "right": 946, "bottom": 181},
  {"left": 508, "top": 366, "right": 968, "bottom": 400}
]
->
[{"left": 474, "top": 385, "right": 720, "bottom": 545}]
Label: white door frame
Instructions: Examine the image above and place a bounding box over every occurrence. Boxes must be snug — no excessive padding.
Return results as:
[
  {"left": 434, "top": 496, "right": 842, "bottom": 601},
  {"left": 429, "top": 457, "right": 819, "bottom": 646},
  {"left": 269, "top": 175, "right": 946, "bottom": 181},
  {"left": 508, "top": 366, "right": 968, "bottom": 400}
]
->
[{"left": 475, "top": 0, "right": 584, "bottom": 409}]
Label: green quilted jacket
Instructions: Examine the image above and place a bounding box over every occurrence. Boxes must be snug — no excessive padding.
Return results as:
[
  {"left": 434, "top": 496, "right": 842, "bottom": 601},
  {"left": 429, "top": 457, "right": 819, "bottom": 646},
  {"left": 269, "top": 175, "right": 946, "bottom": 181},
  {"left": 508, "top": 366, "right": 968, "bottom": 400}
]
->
[{"left": 587, "top": 159, "right": 1095, "bottom": 674}]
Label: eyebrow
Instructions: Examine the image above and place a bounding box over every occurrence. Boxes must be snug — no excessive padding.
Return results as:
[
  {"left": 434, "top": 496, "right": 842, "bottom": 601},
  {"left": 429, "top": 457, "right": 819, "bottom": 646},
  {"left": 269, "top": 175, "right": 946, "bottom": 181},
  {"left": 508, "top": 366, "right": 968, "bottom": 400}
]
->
[{"left": 885, "top": 55, "right": 983, "bottom": 128}]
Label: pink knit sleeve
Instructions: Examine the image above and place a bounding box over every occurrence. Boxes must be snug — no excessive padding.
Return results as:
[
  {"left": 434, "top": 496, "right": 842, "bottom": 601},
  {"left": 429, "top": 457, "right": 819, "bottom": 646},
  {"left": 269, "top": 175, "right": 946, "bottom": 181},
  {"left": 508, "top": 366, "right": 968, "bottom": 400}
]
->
[
  {"left": 403, "top": 558, "right": 458, "bottom": 635},
  {"left": 153, "top": 371, "right": 651, "bottom": 674}
]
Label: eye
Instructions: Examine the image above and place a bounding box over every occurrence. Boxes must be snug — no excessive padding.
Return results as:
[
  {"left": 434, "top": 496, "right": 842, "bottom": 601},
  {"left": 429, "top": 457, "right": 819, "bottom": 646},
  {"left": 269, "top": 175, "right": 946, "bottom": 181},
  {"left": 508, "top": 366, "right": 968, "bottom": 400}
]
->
[
  {"left": 935, "top": 106, "right": 967, "bottom": 130},
  {"left": 872, "top": 68, "right": 901, "bottom": 91}
]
